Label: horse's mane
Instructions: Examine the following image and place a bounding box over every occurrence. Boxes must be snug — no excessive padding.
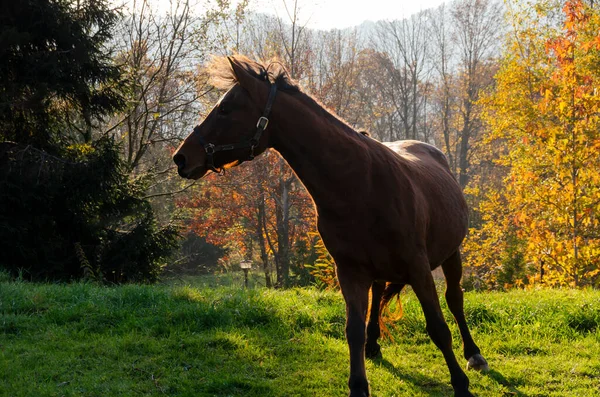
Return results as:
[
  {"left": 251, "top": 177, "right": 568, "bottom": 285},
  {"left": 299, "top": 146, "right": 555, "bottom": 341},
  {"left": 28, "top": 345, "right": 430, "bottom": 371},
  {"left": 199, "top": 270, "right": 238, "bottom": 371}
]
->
[
  {"left": 207, "top": 55, "right": 300, "bottom": 93},
  {"left": 206, "top": 55, "right": 367, "bottom": 139}
]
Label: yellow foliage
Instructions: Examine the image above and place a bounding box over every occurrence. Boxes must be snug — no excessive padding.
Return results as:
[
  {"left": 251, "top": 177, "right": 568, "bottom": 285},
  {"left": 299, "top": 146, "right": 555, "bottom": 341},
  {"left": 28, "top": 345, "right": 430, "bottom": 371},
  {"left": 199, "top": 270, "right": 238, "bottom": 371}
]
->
[
  {"left": 304, "top": 232, "right": 339, "bottom": 290},
  {"left": 464, "top": 0, "right": 600, "bottom": 288},
  {"left": 66, "top": 143, "right": 95, "bottom": 158}
]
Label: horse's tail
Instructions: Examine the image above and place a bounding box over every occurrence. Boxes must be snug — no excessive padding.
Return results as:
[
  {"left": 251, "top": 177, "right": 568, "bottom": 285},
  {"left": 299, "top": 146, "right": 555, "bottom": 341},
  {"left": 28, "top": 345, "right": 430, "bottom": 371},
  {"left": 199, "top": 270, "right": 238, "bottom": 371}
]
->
[{"left": 378, "top": 282, "right": 405, "bottom": 340}]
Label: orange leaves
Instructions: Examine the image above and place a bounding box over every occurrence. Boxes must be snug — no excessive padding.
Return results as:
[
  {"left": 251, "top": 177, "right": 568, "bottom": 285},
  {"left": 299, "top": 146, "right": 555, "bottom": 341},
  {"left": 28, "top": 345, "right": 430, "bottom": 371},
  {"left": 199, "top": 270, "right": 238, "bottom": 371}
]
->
[
  {"left": 563, "top": 0, "right": 589, "bottom": 29},
  {"left": 176, "top": 151, "right": 316, "bottom": 277},
  {"left": 465, "top": 0, "right": 600, "bottom": 288}
]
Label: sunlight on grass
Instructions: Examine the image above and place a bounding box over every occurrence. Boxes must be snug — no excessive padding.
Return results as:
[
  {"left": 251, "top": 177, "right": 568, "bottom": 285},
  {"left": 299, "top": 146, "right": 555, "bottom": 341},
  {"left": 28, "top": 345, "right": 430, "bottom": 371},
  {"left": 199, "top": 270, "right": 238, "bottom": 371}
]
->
[
  {"left": 171, "top": 285, "right": 206, "bottom": 302},
  {"left": 1, "top": 280, "right": 599, "bottom": 396}
]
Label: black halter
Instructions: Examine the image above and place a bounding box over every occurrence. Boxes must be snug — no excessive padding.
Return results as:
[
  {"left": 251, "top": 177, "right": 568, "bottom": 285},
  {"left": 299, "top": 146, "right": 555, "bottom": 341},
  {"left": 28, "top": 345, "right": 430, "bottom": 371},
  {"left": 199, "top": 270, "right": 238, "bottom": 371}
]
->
[{"left": 197, "top": 83, "right": 278, "bottom": 173}]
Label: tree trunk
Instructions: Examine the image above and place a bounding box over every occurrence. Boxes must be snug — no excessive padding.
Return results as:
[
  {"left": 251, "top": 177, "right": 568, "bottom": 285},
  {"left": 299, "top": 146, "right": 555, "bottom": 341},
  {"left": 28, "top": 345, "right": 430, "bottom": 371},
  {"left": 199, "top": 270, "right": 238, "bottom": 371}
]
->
[
  {"left": 275, "top": 168, "right": 292, "bottom": 288},
  {"left": 257, "top": 197, "right": 272, "bottom": 288},
  {"left": 458, "top": 117, "right": 471, "bottom": 189}
]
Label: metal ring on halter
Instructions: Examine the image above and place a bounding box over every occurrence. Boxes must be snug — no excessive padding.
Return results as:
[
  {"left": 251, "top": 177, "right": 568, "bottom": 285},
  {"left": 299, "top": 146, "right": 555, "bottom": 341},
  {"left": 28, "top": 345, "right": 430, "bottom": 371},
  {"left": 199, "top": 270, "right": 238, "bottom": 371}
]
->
[{"left": 256, "top": 116, "right": 269, "bottom": 130}]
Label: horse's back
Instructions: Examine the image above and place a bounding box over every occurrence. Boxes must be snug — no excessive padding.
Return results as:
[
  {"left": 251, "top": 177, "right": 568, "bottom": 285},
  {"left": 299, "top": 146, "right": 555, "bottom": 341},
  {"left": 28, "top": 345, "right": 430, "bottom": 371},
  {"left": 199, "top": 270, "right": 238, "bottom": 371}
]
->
[
  {"left": 382, "top": 140, "right": 451, "bottom": 174},
  {"left": 379, "top": 140, "right": 468, "bottom": 266}
]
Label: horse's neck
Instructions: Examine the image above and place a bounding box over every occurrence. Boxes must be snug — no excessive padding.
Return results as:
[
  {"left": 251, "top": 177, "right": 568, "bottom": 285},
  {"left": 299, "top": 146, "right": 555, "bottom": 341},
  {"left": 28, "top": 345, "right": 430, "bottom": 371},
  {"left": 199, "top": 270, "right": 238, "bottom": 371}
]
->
[{"left": 269, "top": 94, "right": 366, "bottom": 212}]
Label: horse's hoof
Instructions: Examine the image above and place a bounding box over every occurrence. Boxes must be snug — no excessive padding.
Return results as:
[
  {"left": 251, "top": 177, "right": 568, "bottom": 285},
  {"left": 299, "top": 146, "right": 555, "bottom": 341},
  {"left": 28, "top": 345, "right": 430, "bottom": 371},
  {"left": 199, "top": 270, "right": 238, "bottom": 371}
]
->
[
  {"left": 455, "top": 391, "right": 475, "bottom": 397},
  {"left": 348, "top": 378, "right": 370, "bottom": 397},
  {"left": 466, "top": 354, "right": 489, "bottom": 372},
  {"left": 365, "top": 343, "right": 382, "bottom": 360}
]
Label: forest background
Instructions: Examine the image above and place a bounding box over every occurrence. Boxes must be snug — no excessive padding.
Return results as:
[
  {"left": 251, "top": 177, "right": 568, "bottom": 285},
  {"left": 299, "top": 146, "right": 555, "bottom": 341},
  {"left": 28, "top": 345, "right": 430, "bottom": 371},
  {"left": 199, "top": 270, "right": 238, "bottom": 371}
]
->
[{"left": 1, "top": 0, "right": 599, "bottom": 291}]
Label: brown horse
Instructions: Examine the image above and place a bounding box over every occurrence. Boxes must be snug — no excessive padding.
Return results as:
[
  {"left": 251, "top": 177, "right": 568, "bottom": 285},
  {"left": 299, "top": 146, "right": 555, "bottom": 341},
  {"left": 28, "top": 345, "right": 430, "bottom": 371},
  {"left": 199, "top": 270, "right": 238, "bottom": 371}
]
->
[{"left": 173, "top": 55, "right": 488, "bottom": 397}]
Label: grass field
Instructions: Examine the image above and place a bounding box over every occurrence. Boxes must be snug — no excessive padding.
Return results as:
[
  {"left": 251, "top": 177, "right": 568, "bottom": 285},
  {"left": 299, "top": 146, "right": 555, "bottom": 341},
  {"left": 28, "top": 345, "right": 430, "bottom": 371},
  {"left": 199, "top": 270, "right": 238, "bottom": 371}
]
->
[{"left": 1, "top": 274, "right": 600, "bottom": 396}]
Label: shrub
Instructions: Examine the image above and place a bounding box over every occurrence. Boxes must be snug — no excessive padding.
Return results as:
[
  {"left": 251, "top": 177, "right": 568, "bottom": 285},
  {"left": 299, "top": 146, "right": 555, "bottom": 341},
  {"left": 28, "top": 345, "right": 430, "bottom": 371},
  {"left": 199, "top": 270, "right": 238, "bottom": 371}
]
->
[{"left": 0, "top": 140, "right": 179, "bottom": 282}]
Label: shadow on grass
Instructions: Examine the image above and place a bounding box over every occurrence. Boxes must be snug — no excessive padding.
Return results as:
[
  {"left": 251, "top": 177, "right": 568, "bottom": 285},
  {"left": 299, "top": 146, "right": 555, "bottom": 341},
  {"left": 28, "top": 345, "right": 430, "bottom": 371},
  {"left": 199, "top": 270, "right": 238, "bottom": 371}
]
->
[
  {"left": 375, "top": 358, "right": 455, "bottom": 396},
  {"left": 374, "top": 359, "right": 528, "bottom": 397},
  {"left": 484, "top": 369, "right": 526, "bottom": 396}
]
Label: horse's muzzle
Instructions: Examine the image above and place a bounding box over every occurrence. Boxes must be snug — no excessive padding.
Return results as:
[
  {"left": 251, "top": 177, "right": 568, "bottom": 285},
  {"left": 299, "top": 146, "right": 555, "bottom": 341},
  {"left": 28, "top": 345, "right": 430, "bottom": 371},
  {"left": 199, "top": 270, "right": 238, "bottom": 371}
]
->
[{"left": 177, "top": 166, "right": 188, "bottom": 178}]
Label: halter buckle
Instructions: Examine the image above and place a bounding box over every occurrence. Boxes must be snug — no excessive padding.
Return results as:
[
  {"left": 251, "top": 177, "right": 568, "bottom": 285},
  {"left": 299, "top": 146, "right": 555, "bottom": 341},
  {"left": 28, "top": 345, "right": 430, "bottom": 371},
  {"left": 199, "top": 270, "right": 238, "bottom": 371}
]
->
[
  {"left": 256, "top": 116, "right": 269, "bottom": 130},
  {"left": 205, "top": 143, "right": 215, "bottom": 154}
]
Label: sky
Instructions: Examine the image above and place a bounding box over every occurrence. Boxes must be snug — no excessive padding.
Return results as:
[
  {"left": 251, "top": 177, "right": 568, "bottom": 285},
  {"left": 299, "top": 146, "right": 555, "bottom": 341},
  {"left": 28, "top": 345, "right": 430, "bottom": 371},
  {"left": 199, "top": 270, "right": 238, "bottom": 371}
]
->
[
  {"left": 250, "top": 0, "right": 446, "bottom": 30},
  {"left": 142, "top": 0, "right": 447, "bottom": 30}
]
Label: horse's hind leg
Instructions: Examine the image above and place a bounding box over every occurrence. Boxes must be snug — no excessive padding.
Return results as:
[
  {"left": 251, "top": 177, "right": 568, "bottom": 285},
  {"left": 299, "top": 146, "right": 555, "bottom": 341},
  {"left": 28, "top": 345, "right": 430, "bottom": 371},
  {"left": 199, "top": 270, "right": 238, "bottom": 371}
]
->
[
  {"left": 442, "top": 251, "right": 488, "bottom": 372},
  {"left": 365, "top": 281, "right": 385, "bottom": 359},
  {"left": 411, "top": 257, "right": 473, "bottom": 397}
]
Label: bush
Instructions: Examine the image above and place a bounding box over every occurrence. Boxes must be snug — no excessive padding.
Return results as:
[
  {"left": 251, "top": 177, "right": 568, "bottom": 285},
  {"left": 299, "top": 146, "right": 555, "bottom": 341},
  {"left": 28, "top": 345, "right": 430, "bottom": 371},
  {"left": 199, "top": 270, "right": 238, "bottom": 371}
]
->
[{"left": 0, "top": 140, "right": 179, "bottom": 282}]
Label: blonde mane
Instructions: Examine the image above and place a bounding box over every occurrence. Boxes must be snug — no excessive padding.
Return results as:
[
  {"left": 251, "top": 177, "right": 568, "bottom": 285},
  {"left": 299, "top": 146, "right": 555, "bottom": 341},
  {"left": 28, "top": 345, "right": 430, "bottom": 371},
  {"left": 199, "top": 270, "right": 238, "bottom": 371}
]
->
[
  {"left": 206, "top": 55, "right": 299, "bottom": 92},
  {"left": 206, "top": 55, "right": 366, "bottom": 139}
]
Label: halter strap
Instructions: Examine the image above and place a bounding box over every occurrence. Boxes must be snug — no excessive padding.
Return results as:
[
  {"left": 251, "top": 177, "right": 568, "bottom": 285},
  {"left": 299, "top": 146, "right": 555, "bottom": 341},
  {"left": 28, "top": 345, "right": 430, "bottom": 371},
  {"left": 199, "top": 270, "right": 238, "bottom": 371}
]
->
[{"left": 202, "top": 83, "right": 278, "bottom": 173}]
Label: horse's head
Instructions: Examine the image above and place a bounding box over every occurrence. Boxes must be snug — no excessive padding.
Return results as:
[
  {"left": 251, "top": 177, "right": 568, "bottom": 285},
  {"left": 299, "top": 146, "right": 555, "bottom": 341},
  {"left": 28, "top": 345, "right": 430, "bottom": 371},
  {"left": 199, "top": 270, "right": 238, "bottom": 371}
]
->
[{"left": 173, "top": 56, "right": 278, "bottom": 179}]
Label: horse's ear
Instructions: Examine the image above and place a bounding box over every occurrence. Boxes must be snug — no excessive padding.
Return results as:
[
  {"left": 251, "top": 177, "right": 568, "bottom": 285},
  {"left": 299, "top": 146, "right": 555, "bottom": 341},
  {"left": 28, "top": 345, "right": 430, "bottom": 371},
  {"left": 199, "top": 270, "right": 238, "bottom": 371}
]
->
[{"left": 227, "top": 56, "right": 267, "bottom": 101}]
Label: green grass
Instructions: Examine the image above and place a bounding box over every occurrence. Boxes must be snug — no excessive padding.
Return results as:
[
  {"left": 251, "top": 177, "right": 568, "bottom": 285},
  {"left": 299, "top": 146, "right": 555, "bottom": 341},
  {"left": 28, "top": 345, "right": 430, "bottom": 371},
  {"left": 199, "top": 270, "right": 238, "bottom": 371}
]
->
[{"left": 1, "top": 277, "right": 599, "bottom": 396}]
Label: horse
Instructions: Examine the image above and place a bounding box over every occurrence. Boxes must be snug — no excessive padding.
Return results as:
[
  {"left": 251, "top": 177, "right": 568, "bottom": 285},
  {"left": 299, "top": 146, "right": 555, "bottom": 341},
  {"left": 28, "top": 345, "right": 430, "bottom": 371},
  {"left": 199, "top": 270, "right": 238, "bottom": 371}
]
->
[{"left": 173, "top": 55, "right": 488, "bottom": 397}]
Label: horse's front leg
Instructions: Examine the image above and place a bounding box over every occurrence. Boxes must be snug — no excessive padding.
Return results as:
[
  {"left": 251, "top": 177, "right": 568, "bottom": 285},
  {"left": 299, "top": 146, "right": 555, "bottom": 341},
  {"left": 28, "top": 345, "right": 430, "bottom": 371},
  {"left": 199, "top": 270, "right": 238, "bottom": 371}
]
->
[{"left": 337, "top": 267, "right": 372, "bottom": 397}]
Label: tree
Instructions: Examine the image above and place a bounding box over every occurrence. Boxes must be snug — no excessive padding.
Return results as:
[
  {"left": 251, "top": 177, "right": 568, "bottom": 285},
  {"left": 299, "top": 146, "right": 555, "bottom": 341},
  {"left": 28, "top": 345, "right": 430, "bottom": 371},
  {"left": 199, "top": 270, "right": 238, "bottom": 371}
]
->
[
  {"left": 0, "top": 0, "right": 124, "bottom": 147},
  {"left": 429, "top": 3, "right": 458, "bottom": 170},
  {"left": 0, "top": 0, "right": 179, "bottom": 282},
  {"left": 109, "top": 0, "right": 205, "bottom": 174},
  {"left": 180, "top": 151, "right": 315, "bottom": 288},
  {"left": 374, "top": 11, "right": 431, "bottom": 141},
  {"left": 0, "top": 139, "right": 179, "bottom": 282},
  {"left": 310, "top": 30, "right": 360, "bottom": 118},
  {"left": 450, "top": 0, "right": 504, "bottom": 188},
  {"left": 465, "top": 0, "right": 600, "bottom": 288},
  {"left": 231, "top": 1, "right": 316, "bottom": 287}
]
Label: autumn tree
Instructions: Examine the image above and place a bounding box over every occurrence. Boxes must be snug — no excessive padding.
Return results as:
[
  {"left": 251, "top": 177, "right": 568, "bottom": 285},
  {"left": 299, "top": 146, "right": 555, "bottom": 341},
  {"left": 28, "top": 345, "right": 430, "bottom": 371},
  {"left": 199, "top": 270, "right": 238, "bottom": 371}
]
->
[
  {"left": 175, "top": 1, "right": 507, "bottom": 285},
  {"left": 242, "top": 0, "right": 315, "bottom": 287},
  {"left": 428, "top": 3, "right": 458, "bottom": 170},
  {"left": 107, "top": 0, "right": 253, "bottom": 255},
  {"left": 373, "top": 11, "right": 431, "bottom": 141},
  {"left": 109, "top": 0, "right": 204, "bottom": 175},
  {"left": 451, "top": 0, "right": 503, "bottom": 189},
  {"left": 180, "top": 151, "right": 315, "bottom": 287},
  {"left": 465, "top": 0, "right": 600, "bottom": 288}
]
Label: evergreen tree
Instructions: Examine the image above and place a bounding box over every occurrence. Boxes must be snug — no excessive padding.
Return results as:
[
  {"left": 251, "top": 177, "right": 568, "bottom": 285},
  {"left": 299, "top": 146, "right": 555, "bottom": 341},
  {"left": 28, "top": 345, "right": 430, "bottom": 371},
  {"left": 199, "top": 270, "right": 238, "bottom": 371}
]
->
[
  {"left": 0, "top": 0, "right": 179, "bottom": 282},
  {"left": 0, "top": 0, "right": 124, "bottom": 147}
]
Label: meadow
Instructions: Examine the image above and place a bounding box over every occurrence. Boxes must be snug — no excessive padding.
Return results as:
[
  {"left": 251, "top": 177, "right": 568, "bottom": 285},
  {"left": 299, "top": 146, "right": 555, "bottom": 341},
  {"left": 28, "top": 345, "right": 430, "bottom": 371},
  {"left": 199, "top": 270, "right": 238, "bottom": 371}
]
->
[{"left": 1, "top": 273, "right": 599, "bottom": 396}]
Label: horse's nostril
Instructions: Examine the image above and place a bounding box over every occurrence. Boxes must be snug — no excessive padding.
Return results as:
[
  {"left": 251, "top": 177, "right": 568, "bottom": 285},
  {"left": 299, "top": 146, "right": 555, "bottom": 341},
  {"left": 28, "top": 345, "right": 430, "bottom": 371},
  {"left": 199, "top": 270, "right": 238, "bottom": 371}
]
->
[{"left": 173, "top": 154, "right": 186, "bottom": 168}]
